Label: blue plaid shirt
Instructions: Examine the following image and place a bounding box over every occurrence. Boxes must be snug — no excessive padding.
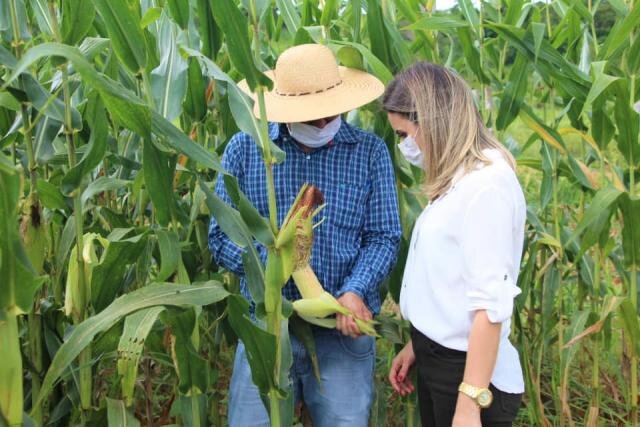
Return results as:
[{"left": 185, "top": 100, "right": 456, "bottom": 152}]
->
[{"left": 208, "top": 121, "right": 401, "bottom": 313}]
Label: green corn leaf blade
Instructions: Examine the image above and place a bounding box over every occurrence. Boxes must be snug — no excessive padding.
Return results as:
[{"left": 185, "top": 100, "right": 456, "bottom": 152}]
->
[
  {"left": 320, "top": 0, "right": 338, "bottom": 27},
  {"left": 30, "top": 0, "right": 55, "bottom": 35},
  {"left": 457, "top": 27, "right": 490, "bottom": 84},
  {"left": 561, "top": 310, "right": 590, "bottom": 368},
  {"left": 182, "top": 47, "right": 283, "bottom": 164},
  {"left": 581, "top": 61, "right": 619, "bottom": 117},
  {"left": 94, "top": 0, "right": 148, "bottom": 74},
  {"left": 2, "top": 0, "right": 30, "bottom": 40},
  {"left": 601, "top": 0, "right": 640, "bottom": 59},
  {"left": 141, "top": 7, "right": 162, "bottom": 28},
  {"left": 591, "top": 97, "right": 616, "bottom": 149},
  {"left": 276, "top": 0, "right": 301, "bottom": 35},
  {"left": 487, "top": 23, "right": 590, "bottom": 108},
  {"left": 162, "top": 307, "right": 208, "bottom": 393},
  {"left": 329, "top": 40, "right": 392, "bottom": 84},
  {"left": 61, "top": 0, "right": 95, "bottom": 45},
  {"left": 619, "top": 192, "right": 640, "bottom": 268},
  {"left": 117, "top": 307, "right": 163, "bottom": 406},
  {"left": 223, "top": 175, "right": 275, "bottom": 247},
  {"left": 0, "top": 313, "right": 23, "bottom": 426},
  {"left": 166, "top": 0, "right": 190, "bottom": 29},
  {"left": 403, "top": 15, "right": 469, "bottom": 31},
  {"left": 519, "top": 105, "right": 568, "bottom": 153},
  {"left": 156, "top": 229, "right": 180, "bottom": 282},
  {"left": 61, "top": 94, "right": 108, "bottom": 195},
  {"left": 0, "top": 158, "right": 44, "bottom": 315},
  {"left": 177, "top": 393, "right": 208, "bottom": 427},
  {"left": 0, "top": 90, "right": 20, "bottom": 111},
  {"left": 569, "top": 186, "right": 623, "bottom": 247},
  {"left": 541, "top": 263, "right": 560, "bottom": 337},
  {"left": 150, "top": 110, "right": 224, "bottom": 172},
  {"left": 612, "top": 80, "right": 640, "bottom": 165},
  {"left": 226, "top": 295, "right": 278, "bottom": 396},
  {"left": 459, "top": 0, "right": 480, "bottom": 33},
  {"left": 92, "top": 234, "right": 147, "bottom": 313},
  {"left": 382, "top": 13, "right": 413, "bottom": 69},
  {"left": 194, "top": 0, "right": 221, "bottom": 59},
  {"left": 21, "top": 74, "right": 82, "bottom": 131},
  {"left": 496, "top": 54, "right": 529, "bottom": 130},
  {"left": 183, "top": 58, "right": 207, "bottom": 122},
  {"left": 199, "top": 179, "right": 265, "bottom": 303},
  {"left": 142, "top": 138, "right": 177, "bottom": 226},
  {"left": 531, "top": 22, "right": 545, "bottom": 62},
  {"left": 366, "top": 0, "right": 392, "bottom": 69},
  {"left": 210, "top": 0, "right": 271, "bottom": 91},
  {"left": 81, "top": 177, "right": 131, "bottom": 209},
  {"left": 35, "top": 281, "right": 229, "bottom": 412},
  {"left": 619, "top": 299, "right": 640, "bottom": 356},
  {"left": 36, "top": 179, "right": 68, "bottom": 211},
  {"left": 289, "top": 315, "right": 321, "bottom": 381},
  {"left": 149, "top": 14, "right": 188, "bottom": 121},
  {"left": 3, "top": 42, "right": 152, "bottom": 138},
  {"left": 106, "top": 398, "right": 141, "bottom": 427},
  {"left": 503, "top": 0, "right": 526, "bottom": 25}
]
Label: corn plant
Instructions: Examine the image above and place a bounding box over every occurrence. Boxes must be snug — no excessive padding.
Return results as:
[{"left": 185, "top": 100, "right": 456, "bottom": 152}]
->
[{"left": 1, "top": 0, "right": 639, "bottom": 426}]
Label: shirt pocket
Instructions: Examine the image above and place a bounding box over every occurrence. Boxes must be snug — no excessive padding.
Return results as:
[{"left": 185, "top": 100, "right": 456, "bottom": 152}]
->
[{"left": 325, "top": 182, "right": 368, "bottom": 230}]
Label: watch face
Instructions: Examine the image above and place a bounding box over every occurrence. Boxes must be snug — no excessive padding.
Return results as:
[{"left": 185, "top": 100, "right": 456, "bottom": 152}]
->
[{"left": 477, "top": 390, "right": 493, "bottom": 408}]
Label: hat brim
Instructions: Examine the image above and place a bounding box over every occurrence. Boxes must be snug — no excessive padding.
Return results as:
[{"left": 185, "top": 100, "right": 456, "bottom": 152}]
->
[{"left": 237, "top": 66, "right": 384, "bottom": 123}]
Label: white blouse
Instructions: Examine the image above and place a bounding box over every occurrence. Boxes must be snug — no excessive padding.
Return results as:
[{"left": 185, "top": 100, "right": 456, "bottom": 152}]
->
[{"left": 399, "top": 149, "right": 526, "bottom": 393}]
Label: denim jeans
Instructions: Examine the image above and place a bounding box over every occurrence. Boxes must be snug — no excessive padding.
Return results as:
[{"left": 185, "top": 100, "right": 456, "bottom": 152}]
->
[{"left": 228, "top": 328, "right": 375, "bottom": 427}]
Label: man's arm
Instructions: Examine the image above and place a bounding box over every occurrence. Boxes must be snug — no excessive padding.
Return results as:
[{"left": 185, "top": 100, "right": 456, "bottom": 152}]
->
[{"left": 336, "top": 140, "right": 402, "bottom": 333}]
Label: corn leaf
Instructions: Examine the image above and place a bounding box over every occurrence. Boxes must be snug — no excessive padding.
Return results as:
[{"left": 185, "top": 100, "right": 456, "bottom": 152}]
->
[
  {"left": 210, "top": 0, "right": 271, "bottom": 91},
  {"left": 94, "top": 0, "right": 148, "bottom": 74},
  {"left": 106, "top": 398, "right": 141, "bottom": 426},
  {"left": 35, "top": 281, "right": 229, "bottom": 411}
]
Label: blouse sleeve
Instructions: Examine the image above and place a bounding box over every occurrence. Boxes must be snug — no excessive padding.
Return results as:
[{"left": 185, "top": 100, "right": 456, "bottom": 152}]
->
[{"left": 460, "top": 185, "right": 521, "bottom": 323}]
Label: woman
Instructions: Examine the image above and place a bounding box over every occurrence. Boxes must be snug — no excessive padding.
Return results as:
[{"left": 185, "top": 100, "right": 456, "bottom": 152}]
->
[{"left": 385, "top": 62, "right": 525, "bottom": 426}]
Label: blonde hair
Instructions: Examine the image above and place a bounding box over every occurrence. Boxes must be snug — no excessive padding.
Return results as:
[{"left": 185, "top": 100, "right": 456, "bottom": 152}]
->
[{"left": 383, "top": 62, "right": 515, "bottom": 199}]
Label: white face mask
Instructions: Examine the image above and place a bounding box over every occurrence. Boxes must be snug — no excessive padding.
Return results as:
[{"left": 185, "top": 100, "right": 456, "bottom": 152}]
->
[
  {"left": 287, "top": 116, "right": 342, "bottom": 148},
  {"left": 398, "top": 133, "right": 423, "bottom": 167}
]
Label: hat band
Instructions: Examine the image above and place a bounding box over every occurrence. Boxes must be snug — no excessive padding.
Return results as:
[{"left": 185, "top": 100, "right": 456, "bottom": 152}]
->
[{"left": 275, "top": 80, "right": 343, "bottom": 97}]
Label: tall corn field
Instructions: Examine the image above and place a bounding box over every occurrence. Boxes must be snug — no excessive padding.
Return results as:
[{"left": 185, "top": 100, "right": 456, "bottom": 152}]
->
[{"left": 0, "top": 0, "right": 638, "bottom": 426}]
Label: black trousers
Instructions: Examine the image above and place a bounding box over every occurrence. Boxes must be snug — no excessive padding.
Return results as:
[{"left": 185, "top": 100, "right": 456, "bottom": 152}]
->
[{"left": 411, "top": 326, "right": 522, "bottom": 427}]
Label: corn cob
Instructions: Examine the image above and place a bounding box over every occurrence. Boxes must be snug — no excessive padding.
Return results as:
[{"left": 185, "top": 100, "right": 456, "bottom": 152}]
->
[{"left": 281, "top": 185, "right": 378, "bottom": 336}]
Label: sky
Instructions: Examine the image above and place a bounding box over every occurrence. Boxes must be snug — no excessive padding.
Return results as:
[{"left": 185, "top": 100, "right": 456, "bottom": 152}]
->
[{"left": 434, "top": 0, "right": 480, "bottom": 10}]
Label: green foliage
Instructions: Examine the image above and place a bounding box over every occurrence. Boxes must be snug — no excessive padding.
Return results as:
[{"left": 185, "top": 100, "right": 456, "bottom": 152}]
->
[{"left": 0, "top": 0, "right": 637, "bottom": 425}]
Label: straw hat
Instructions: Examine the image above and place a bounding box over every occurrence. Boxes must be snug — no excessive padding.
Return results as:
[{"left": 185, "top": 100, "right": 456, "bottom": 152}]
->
[{"left": 238, "top": 44, "right": 384, "bottom": 123}]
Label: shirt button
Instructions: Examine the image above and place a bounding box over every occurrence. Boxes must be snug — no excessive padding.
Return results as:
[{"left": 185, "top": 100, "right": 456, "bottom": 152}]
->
[{"left": 306, "top": 155, "right": 310, "bottom": 160}]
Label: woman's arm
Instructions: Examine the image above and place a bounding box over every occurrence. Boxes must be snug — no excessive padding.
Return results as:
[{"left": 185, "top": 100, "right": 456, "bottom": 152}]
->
[{"left": 452, "top": 310, "right": 501, "bottom": 426}]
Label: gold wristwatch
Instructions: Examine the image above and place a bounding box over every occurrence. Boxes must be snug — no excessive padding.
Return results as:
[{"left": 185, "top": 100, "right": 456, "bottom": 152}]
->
[{"left": 458, "top": 382, "right": 493, "bottom": 408}]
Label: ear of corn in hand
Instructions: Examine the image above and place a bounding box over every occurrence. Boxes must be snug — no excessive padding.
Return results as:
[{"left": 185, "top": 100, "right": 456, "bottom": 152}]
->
[{"left": 280, "top": 184, "right": 378, "bottom": 337}]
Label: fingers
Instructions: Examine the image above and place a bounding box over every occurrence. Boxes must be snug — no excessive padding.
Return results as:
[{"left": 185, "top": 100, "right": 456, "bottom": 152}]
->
[
  {"left": 388, "top": 355, "right": 415, "bottom": 396},
  {"left": 336, "top": 314, "right": 361, "bottom": 338}
]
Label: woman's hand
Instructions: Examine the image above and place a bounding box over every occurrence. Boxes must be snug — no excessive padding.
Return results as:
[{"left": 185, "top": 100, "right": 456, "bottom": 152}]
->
[
  {"left": 452, "top": 394, "right": 481, "bottom": 427},
  {"left": 388, "top": 341, "right": 416, "bottom": 395}
]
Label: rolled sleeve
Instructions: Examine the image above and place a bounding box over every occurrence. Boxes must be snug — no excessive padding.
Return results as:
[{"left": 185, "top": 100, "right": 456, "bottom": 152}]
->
[{"left": 461, "top": 186, "right": 521, "bottom": 323}]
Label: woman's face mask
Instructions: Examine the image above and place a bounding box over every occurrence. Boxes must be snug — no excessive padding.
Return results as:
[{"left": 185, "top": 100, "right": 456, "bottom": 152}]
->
[
  {"left": 287, "top": 116, "right": 342, "bottom": 148},
  {"left": 387, "top": 112, "right": 423, "bottom": 167},
  {"left": 398, "top": 132, "right": 423, "bottom": 167}
]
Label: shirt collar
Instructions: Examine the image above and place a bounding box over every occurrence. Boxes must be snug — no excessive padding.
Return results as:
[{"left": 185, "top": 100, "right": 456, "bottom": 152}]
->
[{"left": 268, "top": 120, "right": 360, "bottom": 145}]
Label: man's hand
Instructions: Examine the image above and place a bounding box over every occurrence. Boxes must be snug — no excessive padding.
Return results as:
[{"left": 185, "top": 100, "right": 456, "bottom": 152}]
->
[
  {"left": 336, "top": 292, "right": 372, "bottom": 338},
  {"left": 388, "top": 341, "right": 416, "bottom": 396}
]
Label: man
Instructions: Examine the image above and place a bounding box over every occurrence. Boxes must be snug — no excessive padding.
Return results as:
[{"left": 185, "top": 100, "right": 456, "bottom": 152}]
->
[{"left": 208, "top": 44, "right": 401, "bottom": 426}]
